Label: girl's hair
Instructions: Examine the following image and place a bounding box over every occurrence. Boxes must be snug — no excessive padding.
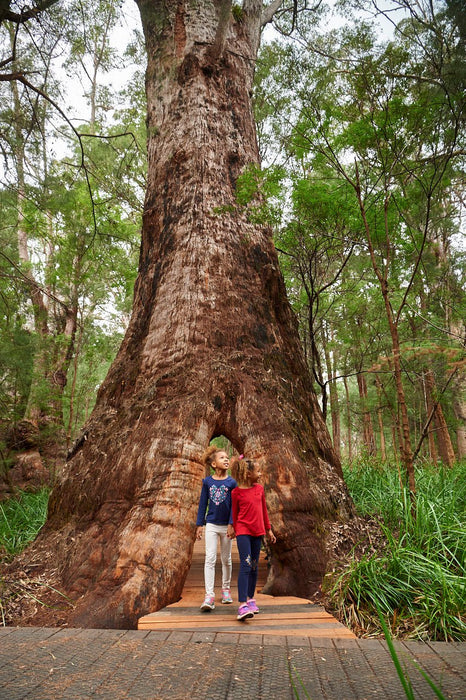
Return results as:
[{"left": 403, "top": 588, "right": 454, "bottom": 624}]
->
[
  {"left": 230, "top": 456, "right": 255, "bottom": 486},
  {"left": 201, "top": 445, "right": 223, "bottom": 471}
]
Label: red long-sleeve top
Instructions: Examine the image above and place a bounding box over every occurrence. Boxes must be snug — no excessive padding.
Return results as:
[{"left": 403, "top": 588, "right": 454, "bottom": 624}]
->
[{"left": 231, "top": 484, "right": 271, "bottom": 537}]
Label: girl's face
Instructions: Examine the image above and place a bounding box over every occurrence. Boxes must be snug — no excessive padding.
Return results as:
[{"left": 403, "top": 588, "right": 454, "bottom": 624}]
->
[
  {"left": 212, "top": 450, "right": 229, "bottom": 474},
  {"left": 248, "top": 464, "right": 262, "bottom": 484}
]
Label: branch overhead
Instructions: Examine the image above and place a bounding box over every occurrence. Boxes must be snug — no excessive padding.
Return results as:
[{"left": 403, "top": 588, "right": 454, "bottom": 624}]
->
[
  {"left": 261, "top": 0, "right": 285, "bottom": 26},
  {"left": 0, "top": 0, "right": 59, "bottom": 25}
]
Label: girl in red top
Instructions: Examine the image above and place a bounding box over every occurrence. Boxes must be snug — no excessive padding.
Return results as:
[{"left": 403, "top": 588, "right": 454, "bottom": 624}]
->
[{"left": 230, "top": 456, "right": 276, "bottom": 620}]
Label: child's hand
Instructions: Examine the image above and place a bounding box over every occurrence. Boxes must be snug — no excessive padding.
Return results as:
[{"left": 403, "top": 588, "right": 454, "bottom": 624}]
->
[
  {"left": 196, "top": 526, "right": 204, "bottom": 540},
  {"left": 267, "top": 528, "right": 276, "bottom": 544},
  {"left": 227, "top": 524, "right": 236, "bottom": 539}
]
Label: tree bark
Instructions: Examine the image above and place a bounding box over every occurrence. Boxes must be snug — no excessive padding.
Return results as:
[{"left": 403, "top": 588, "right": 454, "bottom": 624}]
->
[
  {"left": 423, "top": 368, "right": 456, "bottom": 466},
  {"left": 374, "top": 375, "right": 386, "bottom": 461},
  {"left": 25, "top": 1, "right": 354, "bottom": 629},
  {"left": 423, "top": 371, "right": 439, "bottom": 463},
  {"left": 322, "top": 325, "right": 340, "bottom": 458},
  {"left": 356, "top": 372, "right": 376, "bottom": 456},
  {"left": 354, "top": 172, "right": 416, "bottom": 507},
  {"left": 343, "top": 375, "right": 353, "bottom": 462}
]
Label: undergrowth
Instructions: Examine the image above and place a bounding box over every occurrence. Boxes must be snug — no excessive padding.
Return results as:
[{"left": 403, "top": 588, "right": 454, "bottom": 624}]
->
[
  {"left": 325, "top": 459, "right": 466, "bottom": 641},
  {"left": 0, "top": 488, "right": 50, "bottom": 560},
  {"left": 0, "top": 488, "right": 74, "bottom": 626}
]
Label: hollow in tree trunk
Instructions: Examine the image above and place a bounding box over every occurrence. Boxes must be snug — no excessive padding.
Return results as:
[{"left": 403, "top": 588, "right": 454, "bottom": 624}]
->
[{"left": 20, "top": 1, "right": 356, "bottom": 629}]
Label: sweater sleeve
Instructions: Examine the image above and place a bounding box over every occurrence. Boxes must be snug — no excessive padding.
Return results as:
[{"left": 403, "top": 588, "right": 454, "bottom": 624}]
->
[
  {"left": 261, "top": 487, "right": 271, "bottom": 531},
  {"left": 195, "top": 479, "right": 209, "bottom": 526},
  {"left": 228, "top": 478, "right": 237, "bottom": 525},
  {"left": 231, "top": 487, "right": 239, "bottom": 529}
]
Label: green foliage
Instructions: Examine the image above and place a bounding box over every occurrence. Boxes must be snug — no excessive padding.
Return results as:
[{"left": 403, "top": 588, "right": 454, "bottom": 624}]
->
[
  {"left": 0, "top": 489, "right": 50, "bottom": 559},
  {"left": 0, "top": 193, "right": 34, "bottom": 428},
  {"left": 254, "top": 1, "right": 465, "bottom": 462},
  {"left": 235, "top": 163, "right": 286, "bottom": 226},
  {"left": 0, "top": 0, "right": 146, "bottom": 450},
  {"left": 325, "top": 460, "right": 466, "bottom": 640},
  {"left": 62, "top": 326, "right": 123, "bottom": 441},
  {"left": 231, "top": 4, "right": 243, "bottom": 22}
]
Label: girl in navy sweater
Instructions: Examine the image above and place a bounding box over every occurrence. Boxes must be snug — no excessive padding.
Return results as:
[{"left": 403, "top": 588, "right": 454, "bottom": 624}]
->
[
  {"left": 196, "top": 446, "right": 237, "bottom": 611},
  {"left": 230, "top": 456, "right": 276, "bottom": 620}
]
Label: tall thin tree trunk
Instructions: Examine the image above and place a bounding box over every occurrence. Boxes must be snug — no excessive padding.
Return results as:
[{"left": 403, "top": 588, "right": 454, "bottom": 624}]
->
[
  {"left": 423, "top": 369, "right": 455, "bottom": 466},
  {"left": 452, "top": 387, "right": 466, "bottom": 460},
  {"left": 9, "top": 24, "right": 75, "bottom": 467},
  {"left": 423, "top": 372, "right": 439, "bottom": 463},
  {"left": 343, "top": 375, "right": 353, "bottom": 462},
  {"left": 24, "top": 1, "right": 356, "bottom": 629},
  {"left": 354, "top": 174, "right": 416, "bottom": 507},
  {"left": 322, "top": 326, "right": 341, "bottom": 458},
  {"left": 66, "top": 316, "right": 84, "bottom": 449},
  {"left": 356, "top": 372, "right": 376, "bottom": 455},
  {"left": 375, "top": 375, "right": 386, "bottom": 461}
]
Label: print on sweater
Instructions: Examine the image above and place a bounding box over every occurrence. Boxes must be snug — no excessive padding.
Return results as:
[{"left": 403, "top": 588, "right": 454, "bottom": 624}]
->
[{"left": 209, "top": 484, "right": 228, "bottom": 506}]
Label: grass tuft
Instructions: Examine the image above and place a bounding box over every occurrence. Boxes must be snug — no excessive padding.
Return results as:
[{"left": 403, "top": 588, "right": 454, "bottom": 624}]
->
[
  {"left": 325, "top": 460, "right": 466, "bottom": 641},
  {"left": 0, "top": 488, "right": 50, "bottom": 560}
]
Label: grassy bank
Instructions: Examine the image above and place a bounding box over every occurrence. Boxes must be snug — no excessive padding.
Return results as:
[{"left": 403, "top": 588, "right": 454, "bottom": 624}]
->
[{"left": 325, "top": 459, "right": 465, "bottom": 641}]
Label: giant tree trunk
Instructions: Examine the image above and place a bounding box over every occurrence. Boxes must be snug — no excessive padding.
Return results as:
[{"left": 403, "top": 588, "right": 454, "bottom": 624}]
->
[{"left": 25, "top": 1, "right": 355, "bottom": 629}]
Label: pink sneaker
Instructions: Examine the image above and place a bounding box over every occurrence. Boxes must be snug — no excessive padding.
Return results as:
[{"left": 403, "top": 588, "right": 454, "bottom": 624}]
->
[
  {"left": 247, "top": 598, "right": 260, "bottom": 614},
  {"left": 200, "top": 595, "right": 215, "bottom": 612},
  {"left": 237, "top": 603, "right": 254, "bottom": 621},
  {"left": 221, "top": 588, "right": 233, "bottom": 604}
]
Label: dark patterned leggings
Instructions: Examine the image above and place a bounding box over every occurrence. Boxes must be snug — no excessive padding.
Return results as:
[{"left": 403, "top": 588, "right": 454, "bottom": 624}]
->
[{"left": 236, "top": 534, "right": 262, "bottom": 603}]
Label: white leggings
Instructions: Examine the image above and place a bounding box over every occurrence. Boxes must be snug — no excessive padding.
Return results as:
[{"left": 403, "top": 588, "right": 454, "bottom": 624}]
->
[{"left": 204, "top": 523, "right": 232, "bottom": 597}]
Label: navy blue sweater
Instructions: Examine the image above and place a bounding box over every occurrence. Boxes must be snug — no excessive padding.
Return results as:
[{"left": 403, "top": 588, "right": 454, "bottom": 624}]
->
[{"left": 196, "top": 475, "right": 237, "bottom": 526}]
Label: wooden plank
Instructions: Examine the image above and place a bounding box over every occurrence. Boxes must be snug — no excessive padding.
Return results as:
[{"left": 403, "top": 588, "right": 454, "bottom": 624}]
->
[
  {"left": 145, "top": 611, "right": 334, "bottom": 620},
  {"left": 138, "top": 621, "right": 355, "bottom": 639},
  {"left": 139, "top": 616, "right": 337, "bottom": 628}
]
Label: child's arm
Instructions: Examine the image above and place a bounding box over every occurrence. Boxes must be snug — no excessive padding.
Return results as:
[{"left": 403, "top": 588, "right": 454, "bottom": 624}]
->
[
  {"left": 227, "top": 479, "right": 237, "bottom": 538},
  {"left": 195, "top": 480, "right": 209, "bottom": 537},
  {"left": 261, "top": 487, "right": 276, "bottom": 543},
  {"left": 231, "top": 488, "right": 239, "bottom": 530}
]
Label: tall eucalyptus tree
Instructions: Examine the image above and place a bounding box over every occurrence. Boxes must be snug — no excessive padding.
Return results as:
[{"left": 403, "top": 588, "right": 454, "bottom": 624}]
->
[{"left": 28, "top": 1, "right": 355, "bottom": 629}]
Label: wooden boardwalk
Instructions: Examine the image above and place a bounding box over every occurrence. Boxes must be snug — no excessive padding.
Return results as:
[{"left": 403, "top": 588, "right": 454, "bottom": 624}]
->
[{"left": 138, "top": 539, "right": 355, "bottom": 639}]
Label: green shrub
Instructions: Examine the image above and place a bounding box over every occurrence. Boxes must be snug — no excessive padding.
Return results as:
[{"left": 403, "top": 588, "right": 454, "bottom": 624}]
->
[{"left": 325, "top": 460, "right": 466, "bottom": 641}]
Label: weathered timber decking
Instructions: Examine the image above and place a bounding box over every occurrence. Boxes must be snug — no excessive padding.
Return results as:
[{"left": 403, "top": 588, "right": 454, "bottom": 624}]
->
[{"left": 138, "top": 538, "right": 356, "bottom": 638}]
